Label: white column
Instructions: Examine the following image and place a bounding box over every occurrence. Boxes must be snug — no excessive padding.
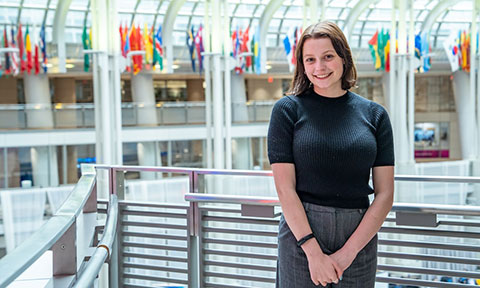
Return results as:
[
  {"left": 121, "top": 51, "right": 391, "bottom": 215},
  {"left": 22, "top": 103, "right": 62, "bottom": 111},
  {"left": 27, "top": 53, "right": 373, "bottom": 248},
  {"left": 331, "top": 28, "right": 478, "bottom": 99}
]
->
[
  {"left": 91, "top": 0, "right": 122, "bottom": 166},
  {"left": 24, "top": 74, "right": 59, "bottom": 187},
  {"left": 31, "top": 146, "right": 59, "bottom": 187},
  {"left": 24, "top": 74, "right": 54, "bottom": 128},
  {"left": 230, "top": 73, "right": 251, "bottom": 169},
  {"left": 453, "top": 71, "right": 476, "bottom": 160},
  {"left": 131, "top": 73, "right": 161, "bottom": 179}
]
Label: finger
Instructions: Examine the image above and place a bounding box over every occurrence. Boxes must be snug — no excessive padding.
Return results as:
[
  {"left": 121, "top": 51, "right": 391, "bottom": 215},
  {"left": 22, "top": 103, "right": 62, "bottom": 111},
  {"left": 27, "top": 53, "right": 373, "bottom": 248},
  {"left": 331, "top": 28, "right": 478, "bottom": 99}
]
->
[
  {"left": 320, "top": 281, "right": 327, "bottom": 287},
  {"left": 331, "top": 259, "right": 344, "bottom": 280},
  {"left": 311, "top": 278, "right": 319, "bottom": 286}
]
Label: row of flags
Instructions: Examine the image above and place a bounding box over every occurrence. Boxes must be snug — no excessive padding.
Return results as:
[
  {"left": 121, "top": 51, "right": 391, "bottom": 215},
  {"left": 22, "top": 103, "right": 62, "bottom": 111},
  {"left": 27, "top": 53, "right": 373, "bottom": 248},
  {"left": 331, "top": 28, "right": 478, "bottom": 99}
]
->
[
  {"left": 82, "top": 23, "right": 164, "bottom": 74},
  {"left": 443, "top": 29, "right": 477, "bottom": 73},
  {"left": 0, "top": 24, "right": 47, "bottom": 77},
  {"left": 231, "top": 26, "right": 261, "bottom": 74},
  {"left": 367, "top": 29, "right": 431, "bottom": 73},
  {"left": 185, "top": 24, "right": 261, "bottom": 74}
]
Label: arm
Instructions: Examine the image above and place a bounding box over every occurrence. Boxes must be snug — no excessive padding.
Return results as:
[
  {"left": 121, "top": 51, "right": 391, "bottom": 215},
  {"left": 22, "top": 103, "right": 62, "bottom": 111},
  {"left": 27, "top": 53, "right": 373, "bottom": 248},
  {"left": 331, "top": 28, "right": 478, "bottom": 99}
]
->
[
  {"left": 272, "top": 163, "right": 341, "bottom": 286},
  {"left": 330, "top": 165, "right": 394, "bottom": 276}
]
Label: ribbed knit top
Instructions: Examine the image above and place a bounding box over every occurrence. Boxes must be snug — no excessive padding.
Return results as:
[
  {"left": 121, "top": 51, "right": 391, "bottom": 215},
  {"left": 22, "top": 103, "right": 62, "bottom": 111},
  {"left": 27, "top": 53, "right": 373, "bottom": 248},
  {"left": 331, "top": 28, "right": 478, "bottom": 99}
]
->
[{"left": 267, "top": 88, "right": 394, "bottom": 208}]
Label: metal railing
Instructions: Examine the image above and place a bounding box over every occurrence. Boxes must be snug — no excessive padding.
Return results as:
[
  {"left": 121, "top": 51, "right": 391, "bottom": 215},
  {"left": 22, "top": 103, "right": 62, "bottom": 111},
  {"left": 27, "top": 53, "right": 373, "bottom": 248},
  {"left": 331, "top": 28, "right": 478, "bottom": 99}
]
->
[
  {"left": 0, "top": 101, "right": 275, "bottom": 130},
  {"left": 0, "top": 164, "right": 102, "bottom": 287},
  {"left": 2, "top": 165, "right": 480, "bottom": 287}
]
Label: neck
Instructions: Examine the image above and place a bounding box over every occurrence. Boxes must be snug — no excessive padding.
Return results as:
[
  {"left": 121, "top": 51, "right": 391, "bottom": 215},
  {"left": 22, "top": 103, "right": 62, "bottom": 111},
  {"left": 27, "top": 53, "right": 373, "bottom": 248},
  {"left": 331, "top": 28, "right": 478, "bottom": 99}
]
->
[{"left": 313, "top": 86, "right": 346, "bottom": 98}]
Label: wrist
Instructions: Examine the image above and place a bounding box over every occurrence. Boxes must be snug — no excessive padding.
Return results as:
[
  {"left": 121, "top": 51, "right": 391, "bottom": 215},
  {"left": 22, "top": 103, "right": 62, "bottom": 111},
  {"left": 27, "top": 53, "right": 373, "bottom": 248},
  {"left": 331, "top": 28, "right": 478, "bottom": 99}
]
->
[{"left": 301, "top": 237, "right": 323, "bottom": 257}]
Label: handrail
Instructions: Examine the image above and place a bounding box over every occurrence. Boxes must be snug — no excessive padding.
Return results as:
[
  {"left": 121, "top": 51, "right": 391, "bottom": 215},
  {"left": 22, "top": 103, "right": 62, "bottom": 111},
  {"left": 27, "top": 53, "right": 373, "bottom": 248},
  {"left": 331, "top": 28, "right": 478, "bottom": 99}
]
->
[
  {"left": 184, "top": 192, "right": 480, "bottom": 216},
  {"left": 0, "top": 164, "right": 97, "bottom": 287},
  {"left": 95, "top": 165, "right": 480, "bottom": 185},
  {"left": 73, "top": 194, "right": 118, "bottom": 288}
]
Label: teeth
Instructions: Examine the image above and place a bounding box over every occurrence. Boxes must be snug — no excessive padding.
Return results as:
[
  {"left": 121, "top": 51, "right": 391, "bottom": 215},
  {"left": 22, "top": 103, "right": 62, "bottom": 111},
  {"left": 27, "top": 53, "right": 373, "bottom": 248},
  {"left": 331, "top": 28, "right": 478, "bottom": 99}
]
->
[{"left": 315, "top": 74, "right": 330, "bottom": 78}]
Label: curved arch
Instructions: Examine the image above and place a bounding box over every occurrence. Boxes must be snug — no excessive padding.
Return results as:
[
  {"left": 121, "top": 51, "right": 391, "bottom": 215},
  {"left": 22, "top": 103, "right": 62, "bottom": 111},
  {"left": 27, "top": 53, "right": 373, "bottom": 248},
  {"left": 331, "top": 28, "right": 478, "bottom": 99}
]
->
[
  {"left": 420, "top": 0, "right": 461, "bottom": 35},
  {"left": 342, "top": 0, "right": 380, "bottom": 42},
  {"left": 259, "top": 0, "right": 284, "bottom": 73},
  {"left": 52, "top": 0, "right": 73, "bottom": 73},
  {"left": 163, "top": 0, "right": 187, "bottom": 73}
]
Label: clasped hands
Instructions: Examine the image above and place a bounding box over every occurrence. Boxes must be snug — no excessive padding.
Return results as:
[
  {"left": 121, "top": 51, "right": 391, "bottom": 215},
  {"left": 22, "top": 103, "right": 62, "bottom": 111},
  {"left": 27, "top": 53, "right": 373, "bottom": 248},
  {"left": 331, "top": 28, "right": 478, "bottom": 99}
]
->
[{"left": 302, "top": 239, "right": 357, "bottom": 287}]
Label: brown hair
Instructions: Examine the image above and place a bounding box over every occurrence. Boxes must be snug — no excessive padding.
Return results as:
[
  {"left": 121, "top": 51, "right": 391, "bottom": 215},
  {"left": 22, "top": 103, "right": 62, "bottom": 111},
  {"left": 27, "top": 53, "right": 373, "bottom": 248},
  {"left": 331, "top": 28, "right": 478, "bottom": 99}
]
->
[{"left": 286, "top": 21, "right": 357, "bottom": 96}]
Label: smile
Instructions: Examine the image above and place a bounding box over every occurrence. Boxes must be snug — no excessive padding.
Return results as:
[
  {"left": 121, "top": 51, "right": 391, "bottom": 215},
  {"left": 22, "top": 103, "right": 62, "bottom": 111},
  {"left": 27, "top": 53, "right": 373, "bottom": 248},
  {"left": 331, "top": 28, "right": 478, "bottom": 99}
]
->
[{"left": 313, "top": 72, "right": 332, "bottom": 79}]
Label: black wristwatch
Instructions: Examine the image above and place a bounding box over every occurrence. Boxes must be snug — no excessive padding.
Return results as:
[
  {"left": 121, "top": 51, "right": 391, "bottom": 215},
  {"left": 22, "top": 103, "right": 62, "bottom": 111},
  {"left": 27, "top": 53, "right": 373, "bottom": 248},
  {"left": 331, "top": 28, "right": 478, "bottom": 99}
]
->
[{"left": 296, "top": 233, "right": 315, "bottom": 247}]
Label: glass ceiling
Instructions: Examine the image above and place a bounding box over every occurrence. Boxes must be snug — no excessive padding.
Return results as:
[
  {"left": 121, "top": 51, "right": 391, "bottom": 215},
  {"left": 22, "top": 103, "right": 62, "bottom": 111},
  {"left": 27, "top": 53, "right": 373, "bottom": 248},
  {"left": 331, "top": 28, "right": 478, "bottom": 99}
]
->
[{"left": 0, "top": 0, "right": 476, "bottom": 63}]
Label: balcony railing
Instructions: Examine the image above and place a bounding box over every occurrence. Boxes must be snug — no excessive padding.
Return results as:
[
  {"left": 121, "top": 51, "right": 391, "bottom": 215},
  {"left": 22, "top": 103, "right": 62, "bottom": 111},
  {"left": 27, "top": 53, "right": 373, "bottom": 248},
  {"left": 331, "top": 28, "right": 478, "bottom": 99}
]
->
[
  {"left": 0, "top": 101, "right": 275, "bottom": 130},
  {"left": 1, "top": 165, "right": 480, "bottom": 287}
]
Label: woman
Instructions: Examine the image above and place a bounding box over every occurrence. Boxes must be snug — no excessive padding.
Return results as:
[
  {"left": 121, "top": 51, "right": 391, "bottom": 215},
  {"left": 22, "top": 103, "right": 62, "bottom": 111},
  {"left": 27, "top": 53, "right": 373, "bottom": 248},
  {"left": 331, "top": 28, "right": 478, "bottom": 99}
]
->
[{"left": 268, "top": 21, "right": 394, "bottom": 287}]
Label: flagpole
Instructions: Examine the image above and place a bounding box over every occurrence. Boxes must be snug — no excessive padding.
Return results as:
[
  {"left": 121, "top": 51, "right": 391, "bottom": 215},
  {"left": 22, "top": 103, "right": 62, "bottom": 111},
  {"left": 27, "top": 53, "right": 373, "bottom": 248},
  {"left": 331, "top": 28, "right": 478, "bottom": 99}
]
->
[
  {"left": 407, "top": 0, "right": 415, "bottom": 164},
  {"left": 223, "top": 0, "right": 232, "bottom": 170}
]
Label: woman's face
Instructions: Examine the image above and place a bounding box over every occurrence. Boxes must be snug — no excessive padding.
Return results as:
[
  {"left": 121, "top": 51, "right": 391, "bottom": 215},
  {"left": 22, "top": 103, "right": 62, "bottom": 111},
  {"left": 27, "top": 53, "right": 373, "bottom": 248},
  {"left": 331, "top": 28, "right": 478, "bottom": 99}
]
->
[{"left": 302, "top": 37, "right": 345, "bottom": 97}]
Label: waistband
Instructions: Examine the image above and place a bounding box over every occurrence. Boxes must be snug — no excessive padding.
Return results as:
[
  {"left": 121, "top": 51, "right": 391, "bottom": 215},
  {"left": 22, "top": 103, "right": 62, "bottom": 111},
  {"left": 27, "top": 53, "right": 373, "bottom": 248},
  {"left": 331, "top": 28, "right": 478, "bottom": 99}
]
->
[{"left": 303, "top": 201, "right": 367, "bottom": 214}]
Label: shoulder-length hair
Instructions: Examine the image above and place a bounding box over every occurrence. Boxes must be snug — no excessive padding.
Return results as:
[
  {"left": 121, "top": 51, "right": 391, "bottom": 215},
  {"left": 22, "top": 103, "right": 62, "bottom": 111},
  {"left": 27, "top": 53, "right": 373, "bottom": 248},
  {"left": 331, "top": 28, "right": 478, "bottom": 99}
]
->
[{"left": 286, "top": 21, "right": 357, "bottom": 96}]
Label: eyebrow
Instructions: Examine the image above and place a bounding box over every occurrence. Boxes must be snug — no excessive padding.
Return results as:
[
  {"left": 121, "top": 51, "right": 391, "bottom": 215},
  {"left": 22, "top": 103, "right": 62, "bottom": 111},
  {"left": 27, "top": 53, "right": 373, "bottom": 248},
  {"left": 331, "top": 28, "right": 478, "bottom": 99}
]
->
[{"left": 303, "top": 50, "right": 335, "bottom": 57}]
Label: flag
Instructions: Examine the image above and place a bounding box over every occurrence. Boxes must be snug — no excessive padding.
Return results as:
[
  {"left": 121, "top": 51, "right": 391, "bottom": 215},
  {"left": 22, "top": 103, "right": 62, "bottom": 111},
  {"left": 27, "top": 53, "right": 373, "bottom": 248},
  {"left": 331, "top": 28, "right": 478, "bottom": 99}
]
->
[
  {"left": 187, "top": 25, "right": 196, "bottom": 72},
  {"left": 25, "top": 25, "right": 33, "bottom": 74},
  {"left": 232, "top": 27, "right": 243, "bottom": 74},
  {"left": 421, "top": 33, "right": 431, "bottom": 72},
  {"left": 123, "top": 24, "right": 131, "bottom": 72},
  {"left": 143, "top": 23, "right": 152, "bottom": 68},
  {"left": 254, "top": 26, "right": 261, "bottom": 74},
  {"left": 32, "top": 24, "right": 40, "bottom": 74},
  {"left": 251, "top": 30, "right": 255, "bottom": 73},
  {"left": 3, "top": 25, "right": 11, "bottom": 75},
  {"left": 443, "top": 30, "right": 459, "bottom": 72},
  {"left": 9, "top": 25, "right": 19, "bottom": 75},
  {"left": 194, "top": 24, "right": 204, "bottom": 72},
  {"left": 153, "top": 24, "right": 163, "bottom": 71},
  {"left": 242, "top": 26, "right": 251, "bottom": 71},
  {"left": 40, "top": 24, "right": 47, "bottom": 73},
  {"left": 377, "top": 29, "right": 387, "bottom": 70},
  {"left": 368, "top": 30, "right": 381, "bottom": 70},
  {"left": 17, "top": 23, "right": 25, "bottom": 73},
  {"left": 134, "top": 25, "right": 143, "bottom": 74},
  {"left": 82, "top": 25, "right": 91, "bottom": 72}
]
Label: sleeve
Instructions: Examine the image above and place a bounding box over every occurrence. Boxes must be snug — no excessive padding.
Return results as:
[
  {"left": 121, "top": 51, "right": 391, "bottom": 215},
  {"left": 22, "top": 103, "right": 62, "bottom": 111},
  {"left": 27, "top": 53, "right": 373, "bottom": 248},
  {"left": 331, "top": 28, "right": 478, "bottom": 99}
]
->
[
  {"left": 372, "top": 104, "right": 395, "bottom": 167},
  {"left": 267, "top": 97, "right": 297, "bottom": 164}
]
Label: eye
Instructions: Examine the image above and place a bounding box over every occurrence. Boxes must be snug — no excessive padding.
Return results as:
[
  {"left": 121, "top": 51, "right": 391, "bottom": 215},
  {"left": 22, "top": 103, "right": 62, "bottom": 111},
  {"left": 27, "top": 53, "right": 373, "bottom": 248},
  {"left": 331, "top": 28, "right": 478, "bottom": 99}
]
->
[
  {"left": 304, "top": 57, "right": 314, "bottom": 63},
  {"left": 324, "top": 54, "right": 334, "bottom": 60}
]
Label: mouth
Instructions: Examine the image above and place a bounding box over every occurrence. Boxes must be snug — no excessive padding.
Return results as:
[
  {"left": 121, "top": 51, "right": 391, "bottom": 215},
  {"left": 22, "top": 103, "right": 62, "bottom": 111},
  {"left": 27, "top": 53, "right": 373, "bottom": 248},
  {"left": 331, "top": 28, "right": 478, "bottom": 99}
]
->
[{"left": 313, "top": 72, "right": 332, "bottom": 80}]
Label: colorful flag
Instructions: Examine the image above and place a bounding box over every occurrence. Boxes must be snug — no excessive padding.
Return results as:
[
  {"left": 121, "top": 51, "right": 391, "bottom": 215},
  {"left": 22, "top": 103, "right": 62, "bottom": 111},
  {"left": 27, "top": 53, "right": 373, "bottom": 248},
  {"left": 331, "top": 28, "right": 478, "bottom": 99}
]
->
[
  {"left": 250, "top": 30, "right": 255, "bottom": 73},
  {"left": 187, "top": 25, "right": 196, "bottom": 72},
  {"left": 123, "top": 25, "right": 131, "bottom": 72},
  {"left": 443, "top": 30, "right": 459, "bottom": 72},
  {"left": 17, "top": 23, "right": 25, "bottom": 73},
  {"left": 32, "top": 24, "right": 40, "bottom": 74},
  {"left": 254, "top": 26, "right": 261, "bottom": 74},
  {"left": 134, "top": 25, "right": 143, "bottom": 74},
  {"left": 9, "top": 25, "right": 19, "bottom": 75},
  {"left": 194, "top": 24, "right": 204, "bottom": 72},
  {"left": 25, "top": 25, "right": 32, "bottom": 74},
  {"left": 40, "top": 24, "right": 47, "bottom": 73},
  {"left": 368, "top": 30, "right": 381, "bottom": 70},
  {"left": 82, "top": 26, "right": 91, "bottom": 72},
  {"left": 242, "top": 26, "right": 251, "bottom": 71},
  {"left": 3, "top": 25, "right": 11, "bottom": 75},
  {"left": 153, "top": 24, "right": 163, "bottom": 71},
  {"left": 421, "top": 32, "right": 431, "bottom": 72},
  {"left": 143, "top": 23, "right": 152, "bottom": 68},
  {"left": 385, "top": 34, "right": 390, "bottom": 72}
]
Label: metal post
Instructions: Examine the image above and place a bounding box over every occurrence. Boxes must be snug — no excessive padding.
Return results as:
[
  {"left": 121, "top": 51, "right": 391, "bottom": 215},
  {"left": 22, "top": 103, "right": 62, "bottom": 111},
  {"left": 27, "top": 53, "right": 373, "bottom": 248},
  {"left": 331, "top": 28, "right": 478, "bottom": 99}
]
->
[
  {"left": 52, "top": 220, "right": 77, "bottom": 276},
  {"left": 185, "top": 102, "right": 189, "bottom": 124},
  {"left": 110, "top": 167, "right": 124, "bottom": 287},
  {"left": 62, "top": 145, "right": 67, "bottom": 185},
  {"left": 3, "top": 148, "right": 8, "bottom": 188},
  {"left": 187, "top": 171, "right": 200, "bottom": 287}
]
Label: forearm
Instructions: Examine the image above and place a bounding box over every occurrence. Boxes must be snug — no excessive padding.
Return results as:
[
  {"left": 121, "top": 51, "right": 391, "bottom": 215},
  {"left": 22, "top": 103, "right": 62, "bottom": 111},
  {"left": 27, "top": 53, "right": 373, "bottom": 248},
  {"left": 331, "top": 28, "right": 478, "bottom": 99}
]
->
[{"left": 341, "top": 191, "right": 393, "bottom": 254}]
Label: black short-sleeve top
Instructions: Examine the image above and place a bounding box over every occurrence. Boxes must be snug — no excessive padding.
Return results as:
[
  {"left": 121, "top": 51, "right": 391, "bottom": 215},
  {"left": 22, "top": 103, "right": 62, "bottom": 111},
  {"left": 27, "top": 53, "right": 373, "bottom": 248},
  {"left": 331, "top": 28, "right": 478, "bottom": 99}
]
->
[{"left": 267, "top": 89, "right": 394, "bottom": 208}]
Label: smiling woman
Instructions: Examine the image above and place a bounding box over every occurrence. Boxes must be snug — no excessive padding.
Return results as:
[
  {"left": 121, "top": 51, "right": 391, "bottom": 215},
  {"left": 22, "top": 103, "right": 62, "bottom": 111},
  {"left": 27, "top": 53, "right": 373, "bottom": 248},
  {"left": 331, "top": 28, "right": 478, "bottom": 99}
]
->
[{"left": 268, "top": 21, "right": 394, "bottom": 288}]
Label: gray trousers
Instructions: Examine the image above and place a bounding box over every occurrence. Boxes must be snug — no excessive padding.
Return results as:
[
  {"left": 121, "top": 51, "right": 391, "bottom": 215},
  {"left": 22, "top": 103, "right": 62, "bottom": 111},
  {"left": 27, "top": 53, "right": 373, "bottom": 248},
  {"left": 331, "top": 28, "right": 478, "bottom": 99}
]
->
[{"left": 276, "top": 202, "right": 377, "bottom": 288}]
